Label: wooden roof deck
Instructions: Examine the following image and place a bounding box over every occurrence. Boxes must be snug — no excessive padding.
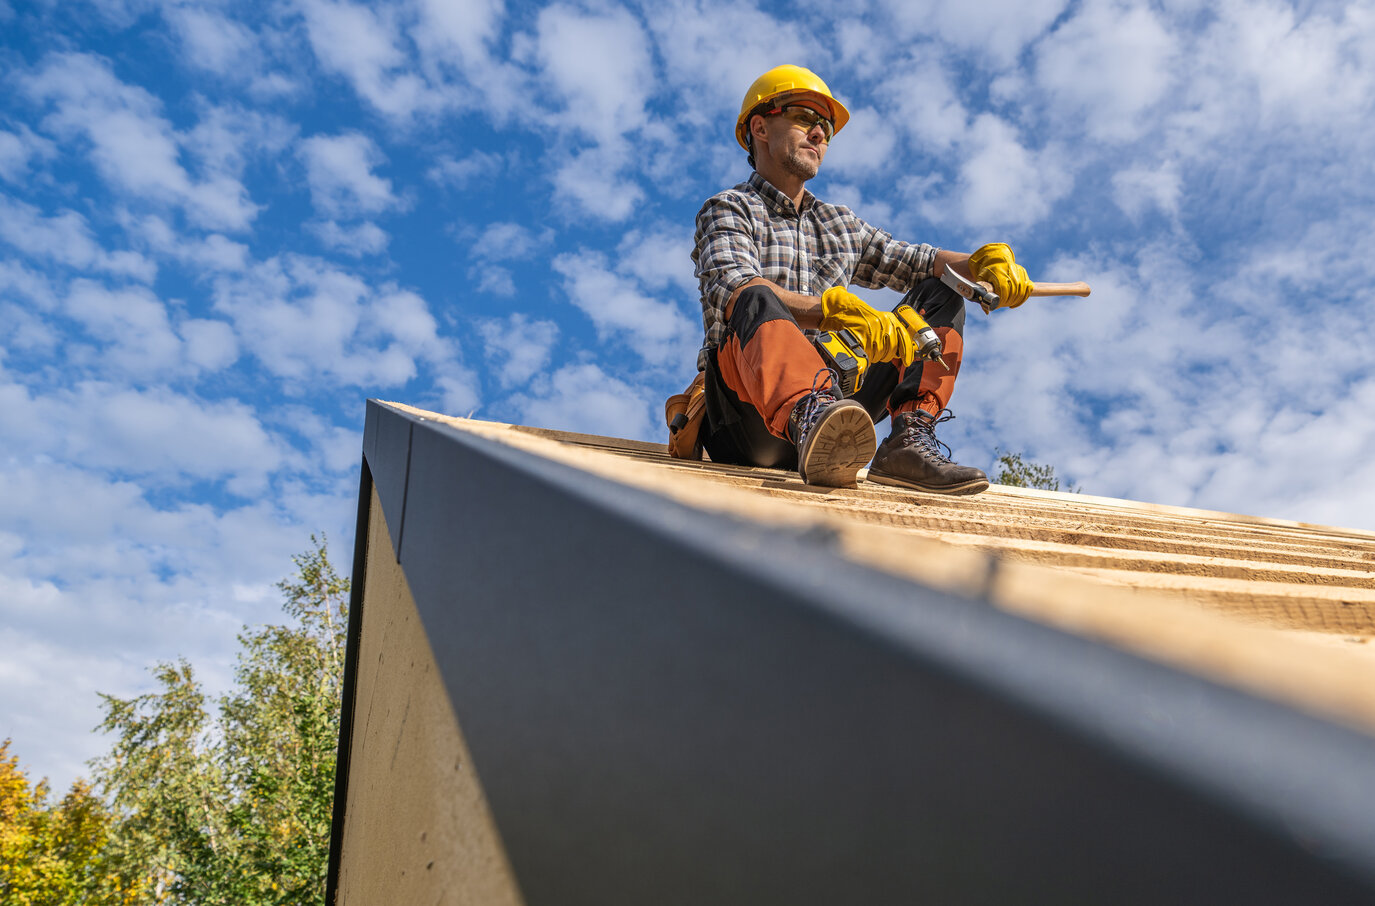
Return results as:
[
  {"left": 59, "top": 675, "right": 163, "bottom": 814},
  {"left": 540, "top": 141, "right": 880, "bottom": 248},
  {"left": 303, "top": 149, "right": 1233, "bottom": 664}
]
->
[{"left": 395, "top": 406, "right": 1375, "bottom": 735}]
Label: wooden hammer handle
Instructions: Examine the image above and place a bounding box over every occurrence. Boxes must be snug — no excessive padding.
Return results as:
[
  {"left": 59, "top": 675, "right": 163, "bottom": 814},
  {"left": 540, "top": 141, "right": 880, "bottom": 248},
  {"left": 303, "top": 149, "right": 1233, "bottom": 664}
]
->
[{"left": 1029, "top": 281, "right": 1091, "bottom": 297}]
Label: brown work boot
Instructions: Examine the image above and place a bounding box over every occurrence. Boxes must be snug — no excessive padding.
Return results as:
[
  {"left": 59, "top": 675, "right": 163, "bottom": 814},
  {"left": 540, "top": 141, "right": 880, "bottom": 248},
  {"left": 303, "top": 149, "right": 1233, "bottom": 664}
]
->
[
  {"left": 788, "top": 371, "right": 876, "bottom": 489},
  {"left": 868, "top": 409, "right": 989, "bottom": 495}
]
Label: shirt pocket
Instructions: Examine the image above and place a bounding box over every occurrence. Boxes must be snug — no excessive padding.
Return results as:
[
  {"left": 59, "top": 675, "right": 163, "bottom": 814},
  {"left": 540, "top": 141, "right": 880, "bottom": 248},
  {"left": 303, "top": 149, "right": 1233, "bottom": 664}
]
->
[{"left": 809, "top": 256, "right": 850, "bottom": 294}]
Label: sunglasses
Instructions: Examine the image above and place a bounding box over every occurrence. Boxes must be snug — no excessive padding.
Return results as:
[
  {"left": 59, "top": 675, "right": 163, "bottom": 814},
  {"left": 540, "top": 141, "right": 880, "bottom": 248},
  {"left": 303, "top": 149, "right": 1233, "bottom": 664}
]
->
[{"left": 764, "top": 104, "right": 835, "bottom": 142}]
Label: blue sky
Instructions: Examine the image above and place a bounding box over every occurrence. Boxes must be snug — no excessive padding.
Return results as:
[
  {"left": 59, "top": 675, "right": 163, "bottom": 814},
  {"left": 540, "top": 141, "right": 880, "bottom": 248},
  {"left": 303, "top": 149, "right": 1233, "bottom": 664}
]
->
[{"left": 3, "top": 0, "right": 1374, "bottom": 789}]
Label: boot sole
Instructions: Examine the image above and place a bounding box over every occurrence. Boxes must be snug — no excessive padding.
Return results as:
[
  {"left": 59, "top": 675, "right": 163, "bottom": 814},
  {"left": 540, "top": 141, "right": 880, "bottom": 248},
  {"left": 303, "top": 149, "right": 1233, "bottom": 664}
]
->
[
  {"left": 866, "top": 468, "right": 990, "bottom": 496},
  {"left": 799, "top": 403, "right": 877, "bottom": 489}
]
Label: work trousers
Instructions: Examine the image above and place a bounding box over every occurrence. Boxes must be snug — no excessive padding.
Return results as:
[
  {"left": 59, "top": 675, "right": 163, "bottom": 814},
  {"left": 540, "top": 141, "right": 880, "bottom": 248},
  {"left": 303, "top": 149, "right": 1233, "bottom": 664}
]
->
[{"left": 701, "top": 278, "right": 966, "bottom": 469}]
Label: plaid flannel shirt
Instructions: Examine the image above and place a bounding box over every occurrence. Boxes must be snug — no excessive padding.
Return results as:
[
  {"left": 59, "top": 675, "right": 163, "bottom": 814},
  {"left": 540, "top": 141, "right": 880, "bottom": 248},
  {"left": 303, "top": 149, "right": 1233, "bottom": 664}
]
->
[{"left": 691, "top": 171, "right": 937, "bottom": 370}]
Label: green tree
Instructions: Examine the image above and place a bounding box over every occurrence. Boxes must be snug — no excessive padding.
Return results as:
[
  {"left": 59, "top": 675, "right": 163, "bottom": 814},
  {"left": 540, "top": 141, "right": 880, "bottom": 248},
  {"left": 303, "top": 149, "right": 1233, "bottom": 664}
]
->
[
  {"left": 991, "top": 448, "right": 1080, "bottom": 492},
  {"left": 0, "top": 740, "right": 140, "bottom": 905},
  {"left": 93, "top": 536, "right": 349, "bottom": 905}
]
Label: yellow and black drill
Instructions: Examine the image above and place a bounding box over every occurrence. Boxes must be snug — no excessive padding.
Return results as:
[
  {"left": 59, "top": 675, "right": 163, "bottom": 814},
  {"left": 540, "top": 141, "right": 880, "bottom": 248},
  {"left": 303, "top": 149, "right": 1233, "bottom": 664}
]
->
[{"left": 813, "top": 303, "right": 947, "bottom": 396}]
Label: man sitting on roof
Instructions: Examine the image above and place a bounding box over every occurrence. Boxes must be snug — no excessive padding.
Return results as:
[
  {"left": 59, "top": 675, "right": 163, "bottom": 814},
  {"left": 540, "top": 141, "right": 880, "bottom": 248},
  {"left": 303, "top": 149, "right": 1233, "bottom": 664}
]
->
[{"left": 690, "top": 64, "right": 1031, "bottom": 494}]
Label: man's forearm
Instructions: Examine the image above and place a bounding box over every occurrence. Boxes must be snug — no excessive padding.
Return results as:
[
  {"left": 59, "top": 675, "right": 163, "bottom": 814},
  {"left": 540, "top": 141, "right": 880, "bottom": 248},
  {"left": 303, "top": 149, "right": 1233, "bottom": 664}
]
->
[
  {"left": 724, "top": 277, "right": 824, "bottom": 328},
  {"left": 932, "top": 248, "right": 973, "bottom": 280}
]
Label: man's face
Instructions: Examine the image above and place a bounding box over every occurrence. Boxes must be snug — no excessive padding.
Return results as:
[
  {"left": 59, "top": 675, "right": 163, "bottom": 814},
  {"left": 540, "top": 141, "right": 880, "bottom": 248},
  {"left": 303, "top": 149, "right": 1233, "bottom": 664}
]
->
[{"left": 755, "top": 95, "right": 832, "bottom": 180}]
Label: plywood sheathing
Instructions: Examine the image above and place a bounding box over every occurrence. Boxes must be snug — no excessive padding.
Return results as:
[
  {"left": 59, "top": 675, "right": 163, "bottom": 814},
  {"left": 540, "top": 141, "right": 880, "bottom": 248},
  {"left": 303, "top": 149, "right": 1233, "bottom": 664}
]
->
[
  {"left": 337, "top": 485, "right": 524, "bottom": 905},
  {"left": 382, "top": 404, "right": 1375, "bottom": 735}
]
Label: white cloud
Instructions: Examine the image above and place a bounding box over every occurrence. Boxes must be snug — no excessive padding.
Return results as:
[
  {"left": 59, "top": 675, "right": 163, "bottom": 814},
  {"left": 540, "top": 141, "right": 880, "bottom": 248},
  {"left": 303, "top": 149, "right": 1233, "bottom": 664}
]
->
[
  {"left": 462, "top": 221, "right": 552, "bottom": 296},
  {"left": 308, "top": 219, "right": 390, "bottom": 256},
  {"left": 1217, "top": 0, "right": 1375, "bottom": 128},
  {"left": 182, "top": 102, "right": 296, "bottom": 182},
  {"left": 0, "top": 379, "right": 283, "bottom": 492},
  {"left": 0, "top": 196, "right": 155, "bottom": 281},
  {"left": 1112, "top": 163, "right": 1182, "bottom": 221},
  {"left": 550, "top": 145, "right": 644, "bottom": 222},
  {"left": 477, "top": 269, "right": 516, "bottom": 296},
  {"left": 949, "top": 115, "right": 1073, "bottom": 232},
  {"left": 818, "top": 181, "right": 897, "bottom": 232},
  {"left": 615, "top": 226, "right": 697, "bottom": 296},
  {"left": 433, "top": 368, "right": 482, "bottom": 416},
  {"left": 64, "top": 280, "right": 186, "bottom": 377},
  {"left": 427, "top": 149, "right": 505, "bottom": 188},
  {"left": 469, "top": 220, "right": 547, "bottom": 261},
  {"left": 478, "top": 313, "right": 559, "bottom": 388},
  {"left": 534, "top": 4, "right": 653, "bottom": 145},
  {"left": 246, "top": 71, "right": 305, "bottom": 101},
  {"left": 297, "top": 132, "right": 401, "bottom": 218},
  {"left": 210, "top": 255, "right": 453, "bottom": 387},
  {"left": 164, "top": 5, "right": 260, "bottom": 76},
  {"left": 0, "top": 124, "right": 56, "bottom": 183},
  {"left": 120, "top": 212, "right": 250, "bottom": 272},
  {"left": 1031, "top": 0, "right": 1177, "bottom": 143},
  {"left": 0, "top": 264, "right": 60, "bottom": 354},
  {"left": 180, "top": 318, "right": 240, "bottom": 371},
  {"left": 22, "top": 52, "right": 260, "bottom": 231},
  {"left": 523, "top": 5, "right": 666, "bottom": 221},
  {"left": 643, "top": 0, "right": 811, "bottom": 123},
  {"left": 510, "top": 361, "right": 658, "bottom": 441},
  {"left": 0, "top": 261, "right": 58, "bottom": 311},
  {"left": 876, "top": 56, "right": 971, "bottom": 153},
  {"left": 270, "top": 405, "right": 365, "bottom": 475},
  {"left": 875, "top": 0, "right": 1069, "bottom": 68},
  {"left": 819, "top": 105, "right": 899, "bottom": 179},
  {"left": 410, "top": 0, "right": 504, "bottom": 68},
  {"left": 36, "top": 277, "right": 238, "bottom": 381},
  {"left": 297, "top": 0, "right": 445, "bottom": 120},
  {"left": 552, "top": 251, "right": 699, "bottom": 367},
  {"left": 408, "top": 0, "right": 532, "bottom": 116}
]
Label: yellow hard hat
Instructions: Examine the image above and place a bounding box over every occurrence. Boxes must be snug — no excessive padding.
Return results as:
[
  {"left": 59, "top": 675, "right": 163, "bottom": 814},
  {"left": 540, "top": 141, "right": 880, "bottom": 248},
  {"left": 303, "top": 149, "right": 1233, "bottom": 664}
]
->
[{"left": 735, "top": 64, "right": 851, "bottom": 151}]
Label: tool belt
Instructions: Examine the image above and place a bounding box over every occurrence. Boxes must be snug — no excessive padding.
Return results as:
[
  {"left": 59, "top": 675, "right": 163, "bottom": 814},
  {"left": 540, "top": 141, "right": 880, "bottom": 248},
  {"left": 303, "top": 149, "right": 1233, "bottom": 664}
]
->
[{"left": 664, "top": 371, "right": 707, "bottom": 459}]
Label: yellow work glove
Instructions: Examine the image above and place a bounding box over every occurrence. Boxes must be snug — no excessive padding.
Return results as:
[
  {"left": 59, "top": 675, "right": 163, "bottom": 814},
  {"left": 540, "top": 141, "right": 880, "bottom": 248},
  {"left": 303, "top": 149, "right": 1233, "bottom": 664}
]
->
[
  {"left": 968, "top": 242, "right": 1032, "bottom": 309},
  {"left": 819, "top": 286, "right": 917, "bottom": 367}
]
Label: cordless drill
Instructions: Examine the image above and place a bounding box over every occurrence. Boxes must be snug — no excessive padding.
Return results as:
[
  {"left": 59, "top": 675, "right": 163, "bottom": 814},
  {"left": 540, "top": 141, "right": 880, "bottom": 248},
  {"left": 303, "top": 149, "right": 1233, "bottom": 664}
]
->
[{"left": 813, "top": 303, "right": 947, "bottom": 396}]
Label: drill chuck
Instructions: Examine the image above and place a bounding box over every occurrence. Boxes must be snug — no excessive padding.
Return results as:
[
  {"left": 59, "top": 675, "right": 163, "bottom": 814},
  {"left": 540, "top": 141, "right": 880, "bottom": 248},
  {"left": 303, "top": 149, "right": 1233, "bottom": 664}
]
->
[{"left": 894, "top": 304, "right": 949, "bottom": 370}]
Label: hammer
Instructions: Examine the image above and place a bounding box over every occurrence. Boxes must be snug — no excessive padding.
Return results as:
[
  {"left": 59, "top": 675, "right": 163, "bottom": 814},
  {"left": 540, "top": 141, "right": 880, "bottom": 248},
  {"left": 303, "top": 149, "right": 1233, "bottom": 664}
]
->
[{"left": 940, "top": 268, "right": 1091, "bottom": 314}]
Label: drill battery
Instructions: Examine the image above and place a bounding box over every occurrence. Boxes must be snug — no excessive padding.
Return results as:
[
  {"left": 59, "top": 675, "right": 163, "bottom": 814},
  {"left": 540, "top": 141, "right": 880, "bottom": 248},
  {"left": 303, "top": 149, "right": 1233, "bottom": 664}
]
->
[{"left": 813, "top": 327, "right": 868, "bottom": 396}]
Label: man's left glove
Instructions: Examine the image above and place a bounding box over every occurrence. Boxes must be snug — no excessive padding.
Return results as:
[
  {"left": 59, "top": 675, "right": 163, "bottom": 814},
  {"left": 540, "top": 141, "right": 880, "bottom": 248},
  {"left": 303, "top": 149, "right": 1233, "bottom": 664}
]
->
[
  {"left": 968, "top": 243, "right": 1032, "bottom": 309},
  {"left": 819, "top": 286, "right": 917, "bottom": 367}
]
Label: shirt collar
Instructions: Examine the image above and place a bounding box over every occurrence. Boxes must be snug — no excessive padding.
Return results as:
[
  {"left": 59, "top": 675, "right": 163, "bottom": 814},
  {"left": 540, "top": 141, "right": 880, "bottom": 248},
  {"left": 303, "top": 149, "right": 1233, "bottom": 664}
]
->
[{"left": 748, "top": 170, "right": 815, "bottom": 216}]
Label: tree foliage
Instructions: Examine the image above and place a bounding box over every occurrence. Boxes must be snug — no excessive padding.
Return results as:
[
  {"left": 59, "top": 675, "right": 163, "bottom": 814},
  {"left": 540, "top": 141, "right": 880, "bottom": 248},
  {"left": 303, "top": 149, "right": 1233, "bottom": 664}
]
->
[
  {"left": 991, "top": 449, "right": 1080, "bottom": 493},
  {"left": 0, "top": 740, "right": 139, "bottom": 904},
  {"left": 87, "top": 535, "right": 349, "bottom": 905}
]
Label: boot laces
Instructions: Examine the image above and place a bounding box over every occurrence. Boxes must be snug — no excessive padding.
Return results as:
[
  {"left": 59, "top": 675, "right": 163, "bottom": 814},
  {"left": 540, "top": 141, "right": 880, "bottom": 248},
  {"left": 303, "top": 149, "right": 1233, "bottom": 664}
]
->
[
  {"left": 900, "top": 408, "right": 956, "bottom": 463},
  {"left": 792, "top": 367, "right": 840, "bottom": 446}
]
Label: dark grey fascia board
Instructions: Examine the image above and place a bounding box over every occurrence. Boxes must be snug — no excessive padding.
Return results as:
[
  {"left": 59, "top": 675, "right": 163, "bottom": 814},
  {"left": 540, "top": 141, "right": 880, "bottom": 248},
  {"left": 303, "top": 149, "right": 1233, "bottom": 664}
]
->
[
  {"left": 337, "top": 398, "right": 1375, "bottom": 905},
  {"left": 326, "top": 452, "right": 372, "bottom": 904}
]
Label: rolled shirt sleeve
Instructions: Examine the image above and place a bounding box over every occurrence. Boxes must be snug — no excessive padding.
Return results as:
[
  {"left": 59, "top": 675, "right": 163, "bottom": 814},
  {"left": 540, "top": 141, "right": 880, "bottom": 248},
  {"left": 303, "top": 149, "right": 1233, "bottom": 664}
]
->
[{"left": 850, "top": 220, "right": 938, "bottom": 293}]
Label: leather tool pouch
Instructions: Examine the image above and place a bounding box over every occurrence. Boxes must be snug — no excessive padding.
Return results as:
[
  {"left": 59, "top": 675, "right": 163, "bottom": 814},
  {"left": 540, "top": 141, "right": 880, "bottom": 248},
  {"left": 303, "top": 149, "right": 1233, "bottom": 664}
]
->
[{"left": 664, "top": 371, "right": 707, "bottom": 460}]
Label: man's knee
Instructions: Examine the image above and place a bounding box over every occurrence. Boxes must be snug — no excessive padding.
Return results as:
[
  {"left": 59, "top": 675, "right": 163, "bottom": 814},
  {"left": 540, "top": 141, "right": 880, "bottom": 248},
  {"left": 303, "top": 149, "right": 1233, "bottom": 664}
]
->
[
  {"left": 904, "top": 276, "right": 966, "bottom": 334},
  {"left": 729, "top": 284, "right": 799, "bottom": 346}
]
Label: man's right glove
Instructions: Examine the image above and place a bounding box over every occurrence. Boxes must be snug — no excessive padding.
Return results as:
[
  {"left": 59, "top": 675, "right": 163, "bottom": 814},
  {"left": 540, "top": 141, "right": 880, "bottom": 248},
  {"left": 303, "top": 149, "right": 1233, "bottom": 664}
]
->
[
  {"left": 819, "top": 286, "right": 917, "bottom": 367},
  {"left": 968, "top": 242, "right": 1032, "bottom": 309}
]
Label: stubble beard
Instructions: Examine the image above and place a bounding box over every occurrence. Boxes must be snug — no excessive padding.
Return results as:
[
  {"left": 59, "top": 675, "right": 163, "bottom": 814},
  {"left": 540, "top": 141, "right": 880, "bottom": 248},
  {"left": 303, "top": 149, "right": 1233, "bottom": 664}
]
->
[{"left": 781, "top": 147, "right": 819, "bottom": 180}]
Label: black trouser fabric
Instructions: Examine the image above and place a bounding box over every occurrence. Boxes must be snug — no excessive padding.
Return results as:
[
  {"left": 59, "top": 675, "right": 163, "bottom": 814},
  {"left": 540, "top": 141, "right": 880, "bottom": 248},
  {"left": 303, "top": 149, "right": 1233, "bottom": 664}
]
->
[{"left": 702, "top": 346, "right": 798, "bottom": 469}]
